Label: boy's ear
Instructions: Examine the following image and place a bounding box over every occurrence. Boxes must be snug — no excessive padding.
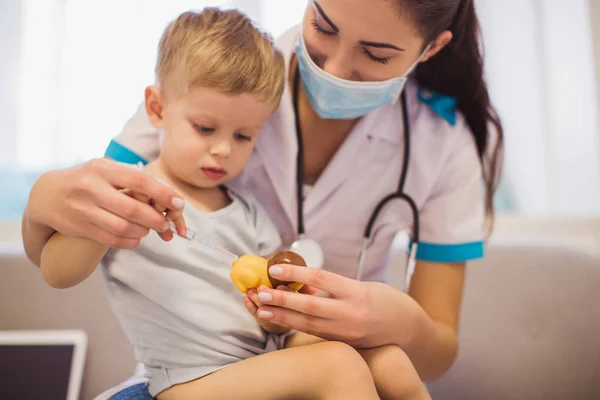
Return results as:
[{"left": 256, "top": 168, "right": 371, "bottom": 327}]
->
[{"left": 145, "top": 86, "right": 164, "bottom": 128}]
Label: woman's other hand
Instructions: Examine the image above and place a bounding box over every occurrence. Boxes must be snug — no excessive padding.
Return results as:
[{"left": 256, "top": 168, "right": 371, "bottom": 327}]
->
[
  {"left": 252, "top": 265, "right": 420, "bottom": 348},
  {"left": 26, "top": 158, "right": 186, "bottom": 251}
]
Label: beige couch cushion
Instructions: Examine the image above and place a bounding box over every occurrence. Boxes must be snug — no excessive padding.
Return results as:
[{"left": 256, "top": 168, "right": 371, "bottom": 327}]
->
[
  {"left": 427, "top": 244, "right": 600, "bottom": 400},
  {"left": 2, "top": 240, "right": 599, "bottom": 399}
]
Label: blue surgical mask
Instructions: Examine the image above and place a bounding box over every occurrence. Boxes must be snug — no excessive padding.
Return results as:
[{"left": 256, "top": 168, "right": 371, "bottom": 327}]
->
[{"left": 295, "top": 35, "right": 427, "bottom": 119}]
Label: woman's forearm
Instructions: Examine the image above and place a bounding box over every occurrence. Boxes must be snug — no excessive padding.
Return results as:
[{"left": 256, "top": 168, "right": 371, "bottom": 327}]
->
[
  {"left": 402, "top": 302, "right": 458, "bottom": 381},
  {"left": 378, "top": 284, "right": 458, "bottom": 381}
]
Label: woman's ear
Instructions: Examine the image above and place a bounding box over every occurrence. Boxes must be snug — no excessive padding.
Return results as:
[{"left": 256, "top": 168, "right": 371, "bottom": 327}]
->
[
  {"left": 145, "top": 86, "right": 164, "bottom": 128},
  {"left": 421, "top": 30, "right": 453, "bottom": 63}
]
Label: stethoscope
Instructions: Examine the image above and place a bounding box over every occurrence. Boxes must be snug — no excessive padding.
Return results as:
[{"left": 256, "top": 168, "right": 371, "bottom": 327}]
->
[{"left": 289, "top": 68, "right": 420, "bottom": 290}]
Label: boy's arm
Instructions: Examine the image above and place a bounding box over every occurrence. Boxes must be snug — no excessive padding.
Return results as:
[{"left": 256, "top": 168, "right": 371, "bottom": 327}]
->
[
  {"left": 40, "top": 233, "right": 109, "bottom": 289},
  {"left": 22, "top": 203, "right": 56, "bottom": 267}
]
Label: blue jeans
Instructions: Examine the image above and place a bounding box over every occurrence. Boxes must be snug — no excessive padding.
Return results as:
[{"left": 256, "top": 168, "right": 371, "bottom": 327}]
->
[{"left": 109, "top": 383, "right": 153, "bottom": 400}]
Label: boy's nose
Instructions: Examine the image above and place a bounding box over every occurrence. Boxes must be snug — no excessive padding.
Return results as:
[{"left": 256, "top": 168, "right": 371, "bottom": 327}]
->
[{"left": 210, "top": 139, "right": 231, "bottom": 158}]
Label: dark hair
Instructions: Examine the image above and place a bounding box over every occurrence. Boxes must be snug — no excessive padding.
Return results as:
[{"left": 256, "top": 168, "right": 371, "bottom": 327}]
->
[{"left": 399, "top": 0, "right": 504, "bottom": 231}]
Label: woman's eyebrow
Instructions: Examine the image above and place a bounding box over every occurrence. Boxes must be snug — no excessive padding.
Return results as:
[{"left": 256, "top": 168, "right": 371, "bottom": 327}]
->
[
  {"left": 313, "top": 1, "right": 404, "bottom": 52},
  {"left": 313, "top": 1, "right": 339, "bottom": 33},
  {"left": 359, "top": 41, "right": 405, "bottom": 52}
]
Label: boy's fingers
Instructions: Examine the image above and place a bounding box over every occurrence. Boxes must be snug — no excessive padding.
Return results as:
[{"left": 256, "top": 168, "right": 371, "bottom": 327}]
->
[
  {"left": 156, "top": 230, "right": 174, "bottom": 242},
  {"left": 247, "top": 288, "right": 262, "bottom": 307},
  {"left": 150, "top": 199, "right": 166, "bottom": 213},
  {"left": 166, "top": 209, "right": 187, "bottom": 238},
  {"left": 243, "top": 297, "right": 258, "bottom": 316},
  {"left": 127, "top": 193, "right": 187, "bottom": 239},
  {"left": 129, "top": 191, "right": 150, "bottom": 204},
  {"left": 299, "top": 284, "right": 319, "bottom": 295}
]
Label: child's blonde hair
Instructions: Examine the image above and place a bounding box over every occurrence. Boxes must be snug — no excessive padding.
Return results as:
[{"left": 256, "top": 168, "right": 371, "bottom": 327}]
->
[{"left": 156, "top": 8, "right": 285, "bottom": 106}]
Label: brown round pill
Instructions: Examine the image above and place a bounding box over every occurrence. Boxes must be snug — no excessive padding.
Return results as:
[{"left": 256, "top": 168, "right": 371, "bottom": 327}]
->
[{"left": 267, "top": 251, "right": 307, "bottom": 289}]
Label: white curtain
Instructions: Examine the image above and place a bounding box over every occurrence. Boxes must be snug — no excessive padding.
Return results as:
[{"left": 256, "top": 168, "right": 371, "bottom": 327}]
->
[
  {"left": 1, "top": 0, "right": 600, "bottom": 218},
  {"left": 478, "top": 0, "right": 600, "bottom": 217}
]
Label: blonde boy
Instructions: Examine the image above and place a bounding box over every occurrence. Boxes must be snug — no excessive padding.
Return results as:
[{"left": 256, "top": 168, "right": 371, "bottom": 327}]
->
[{"left": 40, "top": 8, "right": 390, "bottom": 399}]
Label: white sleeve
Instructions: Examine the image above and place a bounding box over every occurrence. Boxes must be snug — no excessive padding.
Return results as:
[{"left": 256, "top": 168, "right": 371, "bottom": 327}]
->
[
  {"left": 415, "top": 120, "right": 485, "bottom": 263},
  {"left": 104, "top": 102, "right": 161, "bottom": 165}
]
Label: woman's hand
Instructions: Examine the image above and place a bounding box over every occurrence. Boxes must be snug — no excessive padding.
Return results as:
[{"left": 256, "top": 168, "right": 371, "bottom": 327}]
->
[
  {"left": 26, "top": 158, "right": 186, "bottom": 250},
  {"left": 243, "top": 287, "right": 291, "bottom": 335},
  {"left": 253, "top": 265, "right": 420, "bottom": 348}
]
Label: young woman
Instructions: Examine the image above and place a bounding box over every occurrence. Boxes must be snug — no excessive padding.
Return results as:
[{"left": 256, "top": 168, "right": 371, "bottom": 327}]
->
[{"left": 23, "top": 1, "right": 502, "bottom": 398}]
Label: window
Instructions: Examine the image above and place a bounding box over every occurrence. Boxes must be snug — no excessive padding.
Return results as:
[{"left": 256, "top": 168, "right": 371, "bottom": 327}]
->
[
  {"left": 1, "top": 0, "right": 599, "bottom": 223},
  {"left": 478, "top": 0, "right": 600, "bottom": 217},
  {"left": 0, "top": 0, "right": 306, "bottom": 221}
]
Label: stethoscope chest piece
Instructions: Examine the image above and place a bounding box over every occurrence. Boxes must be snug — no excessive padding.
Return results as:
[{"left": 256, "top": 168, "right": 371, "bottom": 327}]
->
[{"left": 289, "top": 237, "right": 325, "bottom": 269}]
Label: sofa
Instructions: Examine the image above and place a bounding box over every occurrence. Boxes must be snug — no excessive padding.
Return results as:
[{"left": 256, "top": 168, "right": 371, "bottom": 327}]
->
[{"left": 1, "top": 219, "right": 599, "bottom": 399}]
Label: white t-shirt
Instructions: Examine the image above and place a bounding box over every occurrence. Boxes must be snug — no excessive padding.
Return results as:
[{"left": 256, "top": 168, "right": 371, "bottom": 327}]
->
[
  {"left": 105, "top": 26, "right": 485, "bottom": 283},
  {"left": 102, "top": 187, "right": 284, "bottom": 396}
]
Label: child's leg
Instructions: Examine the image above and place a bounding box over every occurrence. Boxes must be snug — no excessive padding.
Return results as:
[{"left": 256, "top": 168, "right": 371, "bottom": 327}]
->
[
  {"left": 359, "top": 345, "right": 431, "bottom": 400},
  {"left": 156, "top": 341, "right": 379, "bottom": 400},
  {"left": 285, "top": 333, "right": 431, "bottom": 400}
]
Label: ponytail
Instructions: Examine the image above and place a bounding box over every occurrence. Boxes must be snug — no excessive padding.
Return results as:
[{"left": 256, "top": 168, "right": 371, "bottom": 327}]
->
[{"left": 402, "top": 0, "right": 504, "bottom": 232}]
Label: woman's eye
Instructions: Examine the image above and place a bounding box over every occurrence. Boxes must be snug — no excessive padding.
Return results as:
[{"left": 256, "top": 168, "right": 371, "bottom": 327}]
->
[
  {"left": 311, "top": 20, "right": 336, "bottom": 36},
  {"left": 362, "top": 48, "right": 390, "bottom": 65}
]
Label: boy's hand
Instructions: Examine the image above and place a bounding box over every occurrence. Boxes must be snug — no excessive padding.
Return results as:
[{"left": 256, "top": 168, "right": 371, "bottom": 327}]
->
[{"left": 244, "top": 286, "right": 291, "bottom": 334}]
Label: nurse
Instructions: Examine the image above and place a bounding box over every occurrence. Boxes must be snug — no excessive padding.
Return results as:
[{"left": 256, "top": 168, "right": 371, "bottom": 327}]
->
[{"left": 23, "top": 0, "right": 502, "bottom": 385}]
